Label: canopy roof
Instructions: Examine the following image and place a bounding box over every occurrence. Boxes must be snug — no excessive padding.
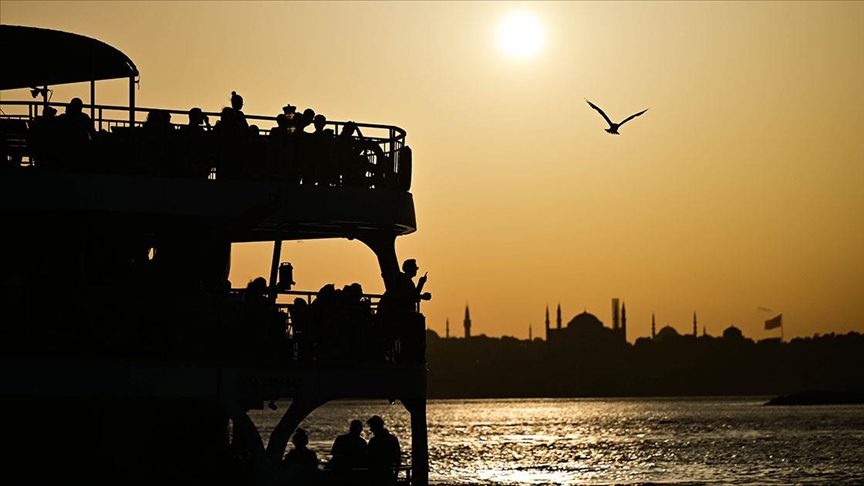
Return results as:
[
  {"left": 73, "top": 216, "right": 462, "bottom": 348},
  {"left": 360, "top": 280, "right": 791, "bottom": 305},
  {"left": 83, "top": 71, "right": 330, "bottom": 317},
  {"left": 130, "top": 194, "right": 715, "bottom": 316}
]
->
[{"left": 0, "top": 25, "right": 138, "bottom": 90}]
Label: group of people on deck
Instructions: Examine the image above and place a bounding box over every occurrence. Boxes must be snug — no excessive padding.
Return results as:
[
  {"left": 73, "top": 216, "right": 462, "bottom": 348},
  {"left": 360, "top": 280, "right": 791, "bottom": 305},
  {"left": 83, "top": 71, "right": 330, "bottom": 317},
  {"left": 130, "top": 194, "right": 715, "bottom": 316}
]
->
[
  {"left": 279, "top": 415, "right": 402, "bottom": 486},
  {"left": 24, "top": 91, "right": 403, "bottom": 189}
]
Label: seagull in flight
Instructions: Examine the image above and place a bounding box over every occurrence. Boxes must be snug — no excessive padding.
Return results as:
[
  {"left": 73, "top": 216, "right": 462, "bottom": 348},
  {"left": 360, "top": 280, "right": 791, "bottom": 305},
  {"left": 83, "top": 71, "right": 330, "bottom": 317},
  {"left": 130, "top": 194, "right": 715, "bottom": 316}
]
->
[{"left": 586, "top": 99, "right": 648, "bottom": 135}]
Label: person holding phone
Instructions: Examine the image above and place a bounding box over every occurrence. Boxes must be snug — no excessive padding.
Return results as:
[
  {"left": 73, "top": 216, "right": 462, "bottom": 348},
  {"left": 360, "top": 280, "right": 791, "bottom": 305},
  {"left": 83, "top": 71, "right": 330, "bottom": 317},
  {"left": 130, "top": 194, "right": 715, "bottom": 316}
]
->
[{"left": 381, "top": 258, "right": 431, "bottom": 313}]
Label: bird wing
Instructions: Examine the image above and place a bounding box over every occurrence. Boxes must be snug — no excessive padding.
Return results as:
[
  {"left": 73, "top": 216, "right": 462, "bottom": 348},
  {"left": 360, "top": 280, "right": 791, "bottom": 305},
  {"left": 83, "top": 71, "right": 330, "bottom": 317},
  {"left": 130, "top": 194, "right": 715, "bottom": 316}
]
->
[
  {"left": 586, "top": 99, "right": 614, "bottom": 127},
  {"left": 618, "top": 108, "right": 648, "bottom": 127}
]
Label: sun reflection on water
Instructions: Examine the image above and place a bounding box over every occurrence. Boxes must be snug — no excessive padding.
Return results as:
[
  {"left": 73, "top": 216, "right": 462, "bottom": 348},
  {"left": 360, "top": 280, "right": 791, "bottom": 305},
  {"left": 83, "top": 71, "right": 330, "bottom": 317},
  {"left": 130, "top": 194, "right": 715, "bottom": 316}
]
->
[{"left": 249, "top": 397, "right": 864, "bottom": 485}]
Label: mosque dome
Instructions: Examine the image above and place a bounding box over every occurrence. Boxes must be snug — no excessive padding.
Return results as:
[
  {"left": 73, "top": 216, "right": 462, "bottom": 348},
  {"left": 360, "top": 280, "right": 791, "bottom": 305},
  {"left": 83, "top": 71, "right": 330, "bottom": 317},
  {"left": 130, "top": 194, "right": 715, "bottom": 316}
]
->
[
  {"left": 722, "top": 325, "right": 744, "bottom": 340},
  {"left": 655, "top": 325, "right": 681, "bottom": 342},
  {"left": 566, "top": 311, "right": 604, "bottom": 330}
]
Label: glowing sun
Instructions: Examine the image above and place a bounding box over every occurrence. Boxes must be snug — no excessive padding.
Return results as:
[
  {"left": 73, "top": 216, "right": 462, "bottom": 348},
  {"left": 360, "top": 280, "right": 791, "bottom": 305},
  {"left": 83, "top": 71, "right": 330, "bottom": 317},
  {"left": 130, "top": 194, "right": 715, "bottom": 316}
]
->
[{"left": 497, "top": 13, "right": 544, "bottom": 58}]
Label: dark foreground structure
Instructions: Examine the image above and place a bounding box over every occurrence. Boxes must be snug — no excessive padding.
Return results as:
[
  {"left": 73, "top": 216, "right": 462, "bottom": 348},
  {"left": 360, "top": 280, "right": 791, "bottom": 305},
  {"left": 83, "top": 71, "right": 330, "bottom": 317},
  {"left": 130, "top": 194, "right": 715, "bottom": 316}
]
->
[{"left": 0, "top": 25, "right": 427, "bottom": 486}]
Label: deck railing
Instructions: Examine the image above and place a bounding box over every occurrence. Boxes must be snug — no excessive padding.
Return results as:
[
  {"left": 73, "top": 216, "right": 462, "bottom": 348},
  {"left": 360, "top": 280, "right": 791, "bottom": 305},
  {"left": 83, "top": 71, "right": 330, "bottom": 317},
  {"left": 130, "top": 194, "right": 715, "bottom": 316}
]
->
[{"left": 0, "top": 99, "right": 411, "bottom": 189}]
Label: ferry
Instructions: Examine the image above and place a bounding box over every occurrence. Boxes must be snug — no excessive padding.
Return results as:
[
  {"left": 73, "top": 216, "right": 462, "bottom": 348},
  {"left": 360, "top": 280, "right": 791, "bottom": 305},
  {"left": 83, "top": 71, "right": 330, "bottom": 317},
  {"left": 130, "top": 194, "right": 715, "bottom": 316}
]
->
[{"left": 0, "top": 24, "right": 428, "bottom": 486}]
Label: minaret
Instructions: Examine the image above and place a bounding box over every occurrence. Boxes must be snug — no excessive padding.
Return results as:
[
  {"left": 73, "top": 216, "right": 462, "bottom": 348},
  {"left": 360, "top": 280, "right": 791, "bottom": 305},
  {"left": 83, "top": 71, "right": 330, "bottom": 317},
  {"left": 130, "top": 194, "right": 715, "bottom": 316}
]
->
[
  {"left": 528, "top": 323, "right": 532, "bottom": 341},
  {"left": 445, "top": 318, "right": 450, "bottom": 339},
  {"left": 651, "top": 313, "right": 656, "bottom": 339},
  {"left": 621, "top": 302, "right": 627, "bottom": 343},
  {"left": 612, "top": 298, "right": 620, "bottom": 331},
  {"left": 556, "top": 303, "right": 562, "bottom": 330},
  {"left": 545, "top": 304, "right": 550, "bottom": 340},
  {"left": 693, "top": 311, "right": 697, "bottom": 336},
  {"left": 464, "top": 304, "right": 472, "bottom": 338}
]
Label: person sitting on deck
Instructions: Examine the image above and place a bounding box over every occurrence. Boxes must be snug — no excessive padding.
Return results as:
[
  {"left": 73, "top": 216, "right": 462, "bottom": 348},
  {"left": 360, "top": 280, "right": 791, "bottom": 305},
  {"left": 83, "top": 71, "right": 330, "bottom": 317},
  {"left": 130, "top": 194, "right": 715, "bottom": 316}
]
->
[
  {"left": 366, "top": 415, "right": 401, "bottom": 484},
  {"left": 327, "top": 419, "right": 368, "bottom": 476},
  {"left": 280, "top": 428, "right": 319, "bottom": 486}
]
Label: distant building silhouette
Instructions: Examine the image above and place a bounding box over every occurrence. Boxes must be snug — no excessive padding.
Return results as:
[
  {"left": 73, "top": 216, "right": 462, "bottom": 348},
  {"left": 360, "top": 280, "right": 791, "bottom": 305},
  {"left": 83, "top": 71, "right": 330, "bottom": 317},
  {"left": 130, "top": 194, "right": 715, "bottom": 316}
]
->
[
  {"left": 723, "top": 325, "right": 744, "bottom": 340},
  {"left": 655, "top": 325, "right": 680, "bottom": 343},
  {"left": 546, "top": 299, "right": 627, "bottom": 348},
  {"left": 621, "top": 303, "right": 627, "bottom": 343},
  {"left": 545, "top": 305, "right": 550, "bottom": 340},
  {"left": 464, "top": 304, "right": 471, "bottom": 338},
  {"left": 652, "top": 313, "right": 656, "bottom": 339},
  {"left": 693, "top": 312, "right": 698, "bottom": 336},
  {"left": 445, "top": 318, "right": 450, "bottom": 339}
]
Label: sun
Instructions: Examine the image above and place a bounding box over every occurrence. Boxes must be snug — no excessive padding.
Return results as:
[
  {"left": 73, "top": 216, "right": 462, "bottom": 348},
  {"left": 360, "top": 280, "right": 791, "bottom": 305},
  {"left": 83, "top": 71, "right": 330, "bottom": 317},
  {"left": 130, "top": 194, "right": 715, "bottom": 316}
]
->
[{"left": 497, "top": 13, "right": 544, "bottom": 59}]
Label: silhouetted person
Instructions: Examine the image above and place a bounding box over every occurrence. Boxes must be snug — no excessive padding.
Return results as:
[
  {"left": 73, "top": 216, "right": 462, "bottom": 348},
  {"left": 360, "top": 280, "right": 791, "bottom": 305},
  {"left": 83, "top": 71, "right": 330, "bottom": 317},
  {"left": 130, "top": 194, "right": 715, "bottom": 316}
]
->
[
  {"left": 32, "top": 105, "right": 58, "bottom": 169},
  {"left": 213, "top": 107, "right": 245, "bottom": 179},
  {"left": 300, "top": 108, "right": 315, "bottom": 133},
  {"left": 268, "top": 113, "right": 297, "bottom": 182},
  {"left": 283, "top": 104, "right": 298, "bottom": 132},
  {"left": 178, "top": 107, "right": 211, "bottom": 177},
  {"left": 230, "top": 91, "right": 249, "bottom": 130},
  {"left": 383, "top": 259, "right": 431, "bottom": 313},
  {"left": 308, "top": 113, "right": 335, "bottom": 185},
  {"left": 246, "top": 124, "right": 267, "bottom": 178},
  {"left": 141, "top": 109, "right": 176, "bottom": 175},
  {"left": 366, "top": 415, "right": 400, "bottom": 484},
  {"left": 281, "top": 428, "right": 319, "bottom": 486},
  {"left": 328, "top": 419, "right": 367, "bottom": 477},
  {"left": 56, "top": 97, "right": 96, "bottom": 169}
]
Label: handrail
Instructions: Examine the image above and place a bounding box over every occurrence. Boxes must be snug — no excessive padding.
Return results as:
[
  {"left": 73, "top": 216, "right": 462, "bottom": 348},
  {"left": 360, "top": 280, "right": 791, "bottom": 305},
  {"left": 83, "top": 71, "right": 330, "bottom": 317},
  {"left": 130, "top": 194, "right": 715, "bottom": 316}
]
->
[
  {"left": 1, "top": 99, "right": 412, "bottom": 189},
  {"left": 0, "top": 99, "right": 407, "bottom": 155}
]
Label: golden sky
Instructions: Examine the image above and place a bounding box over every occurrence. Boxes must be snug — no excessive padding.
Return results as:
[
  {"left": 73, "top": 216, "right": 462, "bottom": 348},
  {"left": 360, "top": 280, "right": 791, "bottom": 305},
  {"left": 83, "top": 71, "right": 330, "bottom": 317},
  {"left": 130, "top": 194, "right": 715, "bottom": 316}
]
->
[{"left": 3, "top": 1, "right": 862, "bottom": 341}]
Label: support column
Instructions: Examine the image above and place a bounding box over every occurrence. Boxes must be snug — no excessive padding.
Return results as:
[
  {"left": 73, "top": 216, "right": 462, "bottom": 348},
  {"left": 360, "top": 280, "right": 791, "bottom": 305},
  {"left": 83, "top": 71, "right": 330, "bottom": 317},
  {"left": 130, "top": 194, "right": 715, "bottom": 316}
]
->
[
  {"left": 357, "top": 233, "right": 399, "bottom": 291},
  {"left": 401, "top": 397, "right": 429, "bottom": 486}
]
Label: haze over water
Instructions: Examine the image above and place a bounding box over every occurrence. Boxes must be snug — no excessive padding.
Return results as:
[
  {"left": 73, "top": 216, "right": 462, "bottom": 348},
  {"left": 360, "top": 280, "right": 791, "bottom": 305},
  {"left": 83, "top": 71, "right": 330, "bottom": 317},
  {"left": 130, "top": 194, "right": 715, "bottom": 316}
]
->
[{"left": 250, "top": 397, "right": 864, "bottom": 485}]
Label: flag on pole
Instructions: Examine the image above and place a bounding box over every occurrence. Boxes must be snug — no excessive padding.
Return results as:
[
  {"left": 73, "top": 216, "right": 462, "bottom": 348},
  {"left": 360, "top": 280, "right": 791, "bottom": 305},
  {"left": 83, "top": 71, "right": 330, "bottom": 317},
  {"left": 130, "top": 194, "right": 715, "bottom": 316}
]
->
[{"left": 765, "top": 314, "right": 782, "bottom": 330}]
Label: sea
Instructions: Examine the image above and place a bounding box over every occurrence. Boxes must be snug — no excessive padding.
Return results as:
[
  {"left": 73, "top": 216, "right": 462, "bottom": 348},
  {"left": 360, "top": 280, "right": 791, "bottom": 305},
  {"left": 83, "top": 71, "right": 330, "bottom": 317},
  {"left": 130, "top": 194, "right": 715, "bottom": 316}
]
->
[{"left": 248, "top": 397, "right": 864, "bottom": 485}]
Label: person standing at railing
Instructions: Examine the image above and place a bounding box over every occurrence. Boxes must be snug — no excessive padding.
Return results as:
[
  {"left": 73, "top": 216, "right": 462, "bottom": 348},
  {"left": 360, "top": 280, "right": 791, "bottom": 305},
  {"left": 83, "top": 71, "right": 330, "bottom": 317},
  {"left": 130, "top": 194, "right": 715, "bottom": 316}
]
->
[
  {"left": 56, "top": 97, "right": 96, "bottom": 170},
  {"left": 31, "top": 105, "right": 58, "bottom": 169},
  {"left": 230, "top": 91, "right": 249, "bottom": 131},
  {"left": 309, "top": 113, "right": 335, "bottom": 186},
  {"left": 178, "top": 107, "right": 211, "bottom": 178}
]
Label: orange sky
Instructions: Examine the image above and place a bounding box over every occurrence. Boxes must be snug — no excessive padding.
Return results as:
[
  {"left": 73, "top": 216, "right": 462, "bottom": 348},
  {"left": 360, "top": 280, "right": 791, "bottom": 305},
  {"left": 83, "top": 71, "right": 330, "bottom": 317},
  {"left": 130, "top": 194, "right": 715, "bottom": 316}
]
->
[{"left": 2, "top": 1, "right": 862, "bottom": 341}]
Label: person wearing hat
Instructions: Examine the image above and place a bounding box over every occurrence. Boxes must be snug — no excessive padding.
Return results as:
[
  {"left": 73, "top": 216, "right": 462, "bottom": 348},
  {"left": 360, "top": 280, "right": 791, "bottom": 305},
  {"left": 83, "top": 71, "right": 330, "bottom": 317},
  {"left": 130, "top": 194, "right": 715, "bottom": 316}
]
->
[{"left": 366, "top": 415, "right": 401, "bottom": 484}]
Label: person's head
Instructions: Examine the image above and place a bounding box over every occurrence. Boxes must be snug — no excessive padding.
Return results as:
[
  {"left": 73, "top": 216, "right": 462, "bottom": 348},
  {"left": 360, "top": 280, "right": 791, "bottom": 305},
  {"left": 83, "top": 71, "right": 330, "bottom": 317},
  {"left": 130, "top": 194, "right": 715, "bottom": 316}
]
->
[
  {"left": 249, "top": 125, "right": 259, "bottom": 136},
  {"left": 231, "top": 91, "right": 244, "bottom": 110},
  {"left": 283, "top": 104, "right": 296, "bottom": 115},
  {"left": 402, "top": 259, "right": 419, "bottom": 277},
  {"left": 341, "top": 121, "right": 357, "bottom": 138},
  {"left": 189, "top": 107, "right": 205, "bottom": 126},
  {"left": 349, "top": 420, "right": 363, "bottom": 435},
  {"left": 67, "top": 97, "right": 83, "bottom": 115},
  {"left": 247, "top": 276, "right": 267, "bottom": 296},
  {"left": 220, "top": 107, "right": 234, "bottom": 123},
  {"left": 302, "top": 108, "right": 315, "bottom": 124},
  {"left": 276, "top": 113, "right": 289, "bottom": 128},
  {"left": 43, "top": 106, "right": 57, "bottom": 118},
  {"left": 292, "top": 428, "right": 309, "bottom": 447},
  {"left": 313, "top": 114, "right": 326, "bottom": 132},
  {"left": 367, "top": 415, "right": 384, "bottom": 434}
]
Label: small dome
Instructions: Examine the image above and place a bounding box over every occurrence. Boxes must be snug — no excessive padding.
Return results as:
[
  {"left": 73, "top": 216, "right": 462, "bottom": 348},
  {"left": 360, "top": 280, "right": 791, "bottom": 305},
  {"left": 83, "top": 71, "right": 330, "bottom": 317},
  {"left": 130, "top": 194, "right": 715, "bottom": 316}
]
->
[{"left": 566, "top": 311, "right": 604, "bottom": 330}]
